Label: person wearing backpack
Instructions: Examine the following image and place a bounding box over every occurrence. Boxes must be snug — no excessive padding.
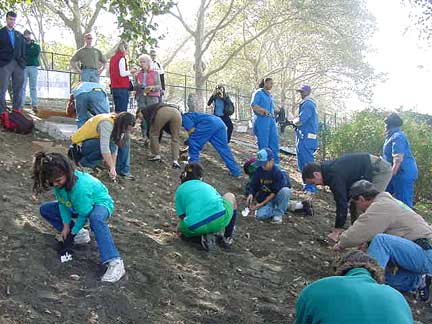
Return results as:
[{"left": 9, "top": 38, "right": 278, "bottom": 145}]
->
[{"left": 207, "top": 85, "right": 234, "bottom": 143}]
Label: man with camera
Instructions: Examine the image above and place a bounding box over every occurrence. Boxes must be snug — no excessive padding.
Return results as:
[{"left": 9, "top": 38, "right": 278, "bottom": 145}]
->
[{"left": 207, "top": 84, "right": 234, "bottom": 143}]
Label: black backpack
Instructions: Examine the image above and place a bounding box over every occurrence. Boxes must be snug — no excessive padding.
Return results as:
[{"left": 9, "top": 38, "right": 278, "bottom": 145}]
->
[{"left": 223, "top": 96, "right": 235, "bottom": 116}]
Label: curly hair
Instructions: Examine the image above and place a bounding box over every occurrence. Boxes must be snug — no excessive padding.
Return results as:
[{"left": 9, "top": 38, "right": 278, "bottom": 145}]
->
[
  {"left": 333, "top": 250, "right": 384, "bottom": 283},
  {"left": 32, "top": 152, "right": 76, "bottom": 194}
]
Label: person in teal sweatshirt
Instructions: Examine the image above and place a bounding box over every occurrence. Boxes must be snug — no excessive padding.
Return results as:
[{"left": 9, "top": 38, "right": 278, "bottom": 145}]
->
[
  {"left": 294, "top": 250, "right": 413, "bottom": 324},
  {"left": 32, "top": 152, "right": 125, "bottom": 282}
]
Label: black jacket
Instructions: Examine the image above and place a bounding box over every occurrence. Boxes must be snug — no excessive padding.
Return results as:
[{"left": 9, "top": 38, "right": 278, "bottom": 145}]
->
[
  {"left": 0, "top": 27, "right": 26, "bottom": 68},
  {"left": 321, "top": 153, "right": 374, "bottom": 228}
]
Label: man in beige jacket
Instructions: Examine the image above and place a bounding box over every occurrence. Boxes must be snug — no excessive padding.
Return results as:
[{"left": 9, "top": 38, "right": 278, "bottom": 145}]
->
[{"left": 335, "top": 180, "right": 432, "bottom": 301}]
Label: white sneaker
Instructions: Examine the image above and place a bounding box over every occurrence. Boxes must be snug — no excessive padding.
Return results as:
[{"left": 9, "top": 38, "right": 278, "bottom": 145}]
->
[
  {"left": 101, "top": 259, "right": 126, "bottom": 282},
  {"left": 74, "top": 228, "right": 91, "bottom": 244},
  {"left": 272, "top": 215, "right": 283, "bottom": 224}
]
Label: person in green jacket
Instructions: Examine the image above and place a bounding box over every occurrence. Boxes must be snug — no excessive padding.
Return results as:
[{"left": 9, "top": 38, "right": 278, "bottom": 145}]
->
[
  {"left": 175, "top": 162, "right": 237, "bottom": 252},
  {"left": 294, "top": 250, "right": 413, "bottom": 324},
  {"left": 32, "top": 152, "right": 125, "bottom": 282},
  {"left": 22, "top": 29, "right": 40, "bottom": 112}
]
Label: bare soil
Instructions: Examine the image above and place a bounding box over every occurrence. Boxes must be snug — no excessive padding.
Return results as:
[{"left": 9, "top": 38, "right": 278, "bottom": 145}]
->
[{"left": 0, "top": 129, "right": 430, "bottom": 324}]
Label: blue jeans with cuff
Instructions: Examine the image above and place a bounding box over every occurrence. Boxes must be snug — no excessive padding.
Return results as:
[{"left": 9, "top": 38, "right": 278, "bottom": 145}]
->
[
  {"left": 368, "top": 233, "right": 432, "bottom": 291},
  {"left": 40, "top": 201, "right": 120, "bottom": 264},
  {"left": 256, "top": 187, "right": 291, "bottom": 219},
  {"left": 79, "top": 138, "right": 131, "bottom": 176}
]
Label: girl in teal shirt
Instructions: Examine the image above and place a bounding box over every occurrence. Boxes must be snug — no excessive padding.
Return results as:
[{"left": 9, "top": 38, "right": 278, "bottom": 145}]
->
[
  {"left": 32, "top": 152, "right": 125, "bottom": 282},
  {"left": 175, "top": 162, "right": 237, "bottom": 251}
]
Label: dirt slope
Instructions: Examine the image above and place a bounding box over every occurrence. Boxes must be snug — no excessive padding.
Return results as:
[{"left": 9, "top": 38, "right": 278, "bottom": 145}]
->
[{"left": 0, "top": 130, "right": 430, "bottom": 324}]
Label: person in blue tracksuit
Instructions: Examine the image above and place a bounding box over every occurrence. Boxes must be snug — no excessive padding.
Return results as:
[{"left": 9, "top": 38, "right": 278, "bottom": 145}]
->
[
  {"left": 290, "top": 85, "right": 319, "bottom": 193},
  {"left": 250, "top": 77, "right": 279, "bottom": 164},
  {"left": 182, "top": 112, "right": 241, "bottom": 176},
  {"left": 383, "top": 113, "right": 418, "bottom": 207}
]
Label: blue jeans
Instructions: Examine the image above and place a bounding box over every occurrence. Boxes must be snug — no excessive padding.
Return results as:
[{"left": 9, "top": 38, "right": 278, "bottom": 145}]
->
[
  {"left": 75, "top": 90, "right": 110, "bottom": 128},
  {"left": 40, "top": 201, "right": 120, "bottom": 264},
  {"left": 296, "top": 137, "right": 317, "bottom": 193},
  {"left": 22, "top": 66, "right": 38, "bottom": 107},
  {"left": 81, "top": 68, "right": 99, "bottom": 82},
  {"left": 256, "top": 187, "right": 291, "bottom": 219},
  {"left": 79, "top": 138, "right": 131, "bottom": 175},
  {"left": 112, "top": 88, "right": 129, "bottom": 113},
  {"left": 368, "top": 233, "right": 432, "bottom": 291}
]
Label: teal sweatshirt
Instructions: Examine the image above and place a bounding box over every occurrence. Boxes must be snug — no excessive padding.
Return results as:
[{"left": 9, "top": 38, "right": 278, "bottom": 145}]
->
[
  {"left": 54, "top": 170, "right": 114, "bottom": 234},
  {"left": 295, "top": 268, "right": 413, "bottom": 324}
]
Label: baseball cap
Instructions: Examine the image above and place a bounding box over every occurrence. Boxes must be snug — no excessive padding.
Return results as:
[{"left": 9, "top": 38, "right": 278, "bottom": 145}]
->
[
  {"left": 256, "top": 148, "right": 274, "bottom": 167},
  {"left": 297, "top": 85, "right": 311, "bottom": 92},
  {"left": 349, "top": 180, "right": 378, "bottom": 199}
]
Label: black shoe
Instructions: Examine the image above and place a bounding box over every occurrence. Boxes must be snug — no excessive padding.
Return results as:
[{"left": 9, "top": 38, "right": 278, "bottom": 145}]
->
[
  {"left": 216, "top": 235, "right": 233, "bottom": 249},
  {"left": 201, "top": 233, "right": 216, "bottom": 252},
  {"left": 301, "top": 200, "right": 314, "bottom": 216},
  {"left": 418, "top": 275, "right": 431, "bottom": 302},
  {"left": 118, "top": 174, "right": 136, "bottom": 181}
]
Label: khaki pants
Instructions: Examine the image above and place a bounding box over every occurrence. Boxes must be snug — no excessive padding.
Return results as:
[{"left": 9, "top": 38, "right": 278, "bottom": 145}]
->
[
  {"left": 150, "top": 106, "right": 181, "bottom": 161},
  {"left": 370, "top": 155, "right": 392, "bottom": 191}
]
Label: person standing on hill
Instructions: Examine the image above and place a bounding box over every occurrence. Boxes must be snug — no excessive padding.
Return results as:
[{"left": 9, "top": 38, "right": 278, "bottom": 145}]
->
[
  {"left": 0, "top": 11, "right": 26, "bottom": 115},
  {"left": 250, "top": 77, "right": 279, "bottom": 164},
  {"left": 289, "top": 85, "right": 319, "bottom": 194},
  {"left": 70, "top": 33, "right": 106, "bottom": 83},
  {"left": 383, "top": 112, "right": 418, "bottom": 207},
  {"left": 22, "top": 29, "right": 40, "bottom": 113},
  {"left": 149, "top": 49, "right": 165, "bottom": 102},
  {"left": 207, "top": 84, "right": 234, "bottom": 143}
]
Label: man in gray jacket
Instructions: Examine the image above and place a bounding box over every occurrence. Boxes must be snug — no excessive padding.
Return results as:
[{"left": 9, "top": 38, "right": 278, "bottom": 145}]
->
[{"left": 335, "top": 180, "right": 432, "bottom": 301}]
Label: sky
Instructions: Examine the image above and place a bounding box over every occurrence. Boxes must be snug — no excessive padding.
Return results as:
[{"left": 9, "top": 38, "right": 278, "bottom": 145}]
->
[
  {"left": 38, "top": 0, "right": 432, "bottom": 115},
  {"left": 364, "top": 1, "right": 432, "bottom": 114}
]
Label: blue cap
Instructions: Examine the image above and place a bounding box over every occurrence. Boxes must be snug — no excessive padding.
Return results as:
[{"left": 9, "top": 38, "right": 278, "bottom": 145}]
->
[
  {"left": 297, "top": 85, "right": 311, "bottom": 92},
  {"left": 256, "top": 148, "right": 274, "bottom": 166}
]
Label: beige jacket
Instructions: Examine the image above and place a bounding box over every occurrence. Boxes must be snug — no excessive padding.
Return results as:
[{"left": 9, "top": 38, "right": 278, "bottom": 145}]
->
[{"left": 339, "top": 192, "right": 432, "bottom": 248}]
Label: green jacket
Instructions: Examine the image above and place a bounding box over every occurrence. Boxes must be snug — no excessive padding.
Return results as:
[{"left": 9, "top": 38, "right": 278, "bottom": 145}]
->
[
  {"left": 295, "top": 268, "right": 413, "bottom": 324},
  {"left": 25, "top": 40, "right": 40, "bottom": 66},
  {"left": 54, "top": 171, "right": 114, "bottom": 234}
]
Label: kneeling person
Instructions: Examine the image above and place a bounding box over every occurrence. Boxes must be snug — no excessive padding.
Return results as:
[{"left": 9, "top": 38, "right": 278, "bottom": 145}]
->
[
  {"left": 246, "top": 148, "right": 308, "bottom": 224},
  {"left": 32, "top": 152, "right": 125, "bottom": 282},
  {"left": 175, "top": 163, "right": 237, "bottom": 251}
]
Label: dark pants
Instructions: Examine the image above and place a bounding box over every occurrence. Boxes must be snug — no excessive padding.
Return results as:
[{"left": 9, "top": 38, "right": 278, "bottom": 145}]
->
[
  {"left": 112, "top": 88, "right": 129, "bottom": 113},
  {"left": 0, "top": 60, "right": 25, "bottom": 112},
  {"left": 218, "top": 115, "right": 233, "bottom": 143}
]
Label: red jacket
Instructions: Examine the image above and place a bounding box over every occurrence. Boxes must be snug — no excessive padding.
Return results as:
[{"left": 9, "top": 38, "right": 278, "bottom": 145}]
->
[{"left": 109, "top": 51, "right": 129, "bottom": 89}]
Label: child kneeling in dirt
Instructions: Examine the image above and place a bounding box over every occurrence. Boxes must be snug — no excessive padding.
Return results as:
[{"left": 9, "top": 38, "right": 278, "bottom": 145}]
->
[
  {"left": 246, "top": 148, "right": 313, "bottom": 224},
  {"left": 175, "top": 162, "right": 237, "bottom": 252},
  {"left": 32, "top": 152, "right": 125, "bottom": 282}
]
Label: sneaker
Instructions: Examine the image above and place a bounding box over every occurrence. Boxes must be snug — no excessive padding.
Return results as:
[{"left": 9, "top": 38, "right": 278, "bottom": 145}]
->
[
  {"left": 271, "top": 215, "right": 283, "bottom": 224},
  {"left": 201, "top": 233, "right": 216, "bottom": 252},
  {"left": 217, "top": 236, "right": 233, "bottom": 249},
  {"left": 418, "top": 275, "right": 431, "bottom": 302},
  {"left": 301, "top": 200, "right": 314, "bottom": 217},
  {"left": 74, "top": 228, "right": 91, "bottom": 244},
  {"left": 118, "top": 173, "right": 136, "bottom": 181},
  {"left": 101, "top": 259, "right": 126, "bottom": 283},
  {"left": 148, "top": 155, "right": 161, "bottom": 161},
  {"left": 172, "top": 160, "right": 181, "bottom": 169}
]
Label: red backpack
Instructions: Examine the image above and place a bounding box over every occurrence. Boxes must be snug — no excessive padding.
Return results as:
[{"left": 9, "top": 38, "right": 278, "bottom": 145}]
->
[{"left": 0, "top": 110, "right": 34, "bottom": 134}]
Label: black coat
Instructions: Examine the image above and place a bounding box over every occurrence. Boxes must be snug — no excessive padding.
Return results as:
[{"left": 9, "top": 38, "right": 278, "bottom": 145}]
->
[
  {"left": 321, "top": 153, "right": 374, "bottom": 229},
  {"left": 0, "top": 27, "right": 26, "bottom": 68}
]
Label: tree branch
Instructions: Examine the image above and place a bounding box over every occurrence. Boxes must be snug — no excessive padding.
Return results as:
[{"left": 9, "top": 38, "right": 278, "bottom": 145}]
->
[
  {"left": 169, "top": 4, "right": 195, "bottom": 36},
  {"left": 163, "top": 35, "right": 193, "bottom": 67},
  {"left": 85, "top": 0, "right": 105, "bottom": 33}
]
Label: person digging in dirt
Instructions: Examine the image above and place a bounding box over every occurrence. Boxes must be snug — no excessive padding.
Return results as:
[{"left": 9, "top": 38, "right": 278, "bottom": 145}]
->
[
  {"left": 243, "top": 151, "right": 313, "bottom": 222},
  {"left": 181, "top": 111, "right": 241, "bottom": 177},
  {"left": 32, "top": 152, "right": 126, "bottom": 282},
  {"left": 136, "top": 102, "right": 182, "bottom": 168},
  {"left": 69, "top": 112, "right": 136, "bottom": 181},
  {"left": 334, "top": 180, "right": 432, "bottom": 301},
  {"left": 302, "top": 153, "right": 392, "bottom": 242},
  {"left": 294, "top": 250, "right": 413, "bottom": 324},
  {"left": 174, "top": 162, "right": 237, "bottom": 252},
  {"left": 245, "top": 148, "right": 313, "bottom": 224}
]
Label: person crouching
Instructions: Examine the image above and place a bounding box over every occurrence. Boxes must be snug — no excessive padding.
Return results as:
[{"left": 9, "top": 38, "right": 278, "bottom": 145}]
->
[{"left": 174, "top": 162, "right": 237, "bottom": 252}]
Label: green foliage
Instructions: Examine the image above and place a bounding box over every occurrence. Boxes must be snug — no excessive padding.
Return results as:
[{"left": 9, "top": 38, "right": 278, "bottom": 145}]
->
[
  {"left": 325, "top": 110, "right": 432, "bottom": 201},
  {"left": 0, "top": 0, "right": 30, "bottom": 13},
  {"left": 107, "top": 0, "right": 174, "bottom": 51}
]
